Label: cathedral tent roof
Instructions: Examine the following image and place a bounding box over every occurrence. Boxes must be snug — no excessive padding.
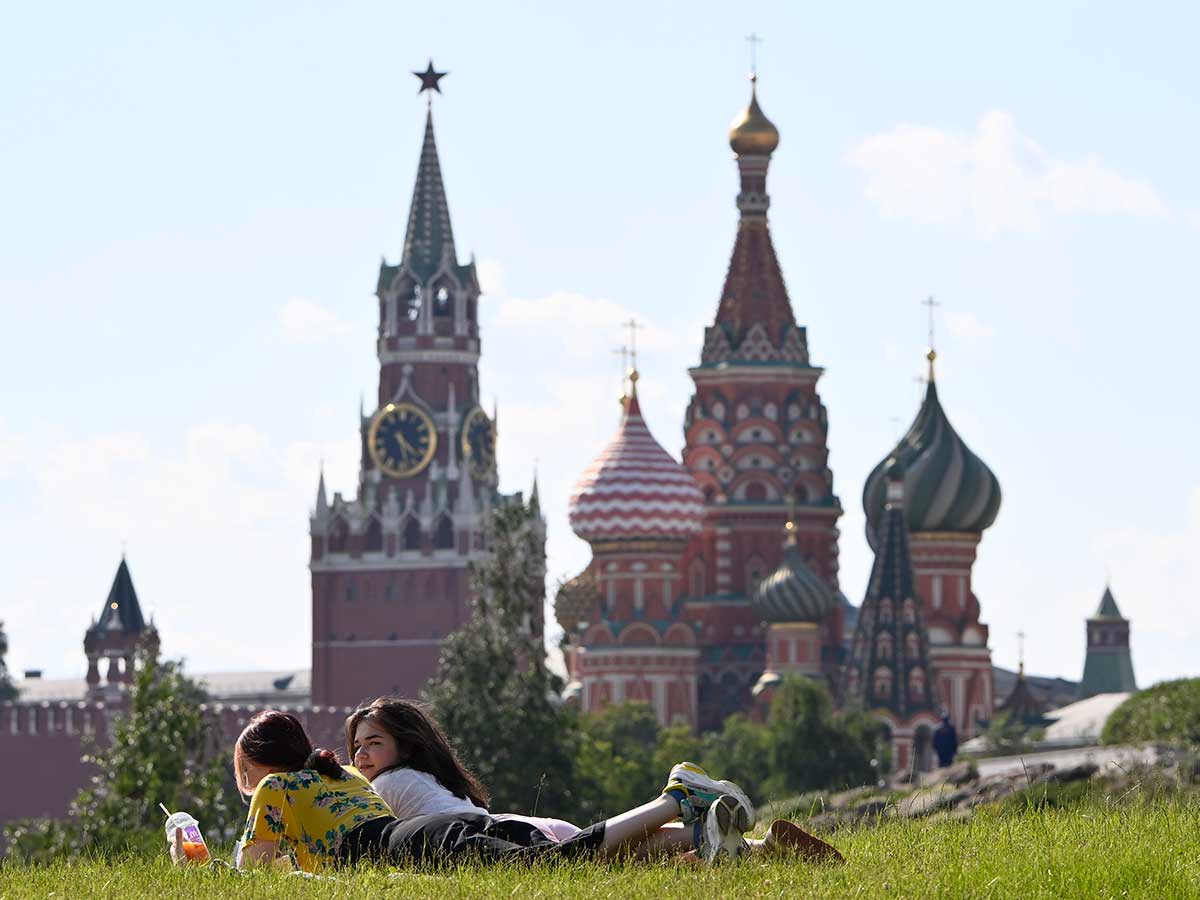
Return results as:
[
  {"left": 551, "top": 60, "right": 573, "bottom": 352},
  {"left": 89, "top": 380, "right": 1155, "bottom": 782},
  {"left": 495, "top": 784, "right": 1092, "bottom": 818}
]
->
[{"left": 568, "top": 387, "right": 704, "bottom": 545}]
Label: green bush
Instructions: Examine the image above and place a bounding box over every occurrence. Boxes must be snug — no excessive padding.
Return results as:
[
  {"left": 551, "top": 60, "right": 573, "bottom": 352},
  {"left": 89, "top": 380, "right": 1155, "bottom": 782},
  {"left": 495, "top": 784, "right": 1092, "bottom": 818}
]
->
[{"left": 1101, "top": 679, "right": 1200, "bottom": 745}]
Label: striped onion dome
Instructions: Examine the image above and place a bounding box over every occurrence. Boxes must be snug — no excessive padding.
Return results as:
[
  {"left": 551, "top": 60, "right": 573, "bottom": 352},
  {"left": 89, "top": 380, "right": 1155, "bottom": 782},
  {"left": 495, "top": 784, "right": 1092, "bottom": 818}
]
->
[
  {"left": 753, "top": 525, "right": 836, "bottom": 623},
  {"left": 568, "top": 388, "right": 704, "bottom": 544},
  {"left": 863, "top": 361, "right": 1001, "bottom": 547}
]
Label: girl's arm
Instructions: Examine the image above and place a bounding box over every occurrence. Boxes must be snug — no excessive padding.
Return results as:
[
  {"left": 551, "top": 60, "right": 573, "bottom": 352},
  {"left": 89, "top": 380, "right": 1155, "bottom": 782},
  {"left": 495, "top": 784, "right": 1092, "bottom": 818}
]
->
[{"left": 237, "top": 838, "right": 282, "bottom": 869}]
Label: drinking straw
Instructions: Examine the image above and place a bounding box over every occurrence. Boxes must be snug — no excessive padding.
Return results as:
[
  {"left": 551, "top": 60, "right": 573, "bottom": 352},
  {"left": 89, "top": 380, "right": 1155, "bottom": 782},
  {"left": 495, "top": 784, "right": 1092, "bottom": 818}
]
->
[{"left": 159, "top": 803, "right": 171, "bottom": 818}]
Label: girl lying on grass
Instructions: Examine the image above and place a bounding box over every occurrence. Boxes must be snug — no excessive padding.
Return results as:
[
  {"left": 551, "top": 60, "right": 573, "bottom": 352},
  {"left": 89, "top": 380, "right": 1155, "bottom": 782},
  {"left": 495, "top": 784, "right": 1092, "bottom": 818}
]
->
[
  {"left": 169, "top": 708, "right": 758, "bottom": 871},
  {"left": 345, "top": 696, "right": 843, "bottom": 865}
]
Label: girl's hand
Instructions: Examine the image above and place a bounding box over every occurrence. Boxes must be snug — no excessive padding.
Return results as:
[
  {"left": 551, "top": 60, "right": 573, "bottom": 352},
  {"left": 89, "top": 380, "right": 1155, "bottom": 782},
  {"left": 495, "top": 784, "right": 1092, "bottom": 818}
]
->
[{"left": 169, "top": 826, "right": 189, "bottom": 866}]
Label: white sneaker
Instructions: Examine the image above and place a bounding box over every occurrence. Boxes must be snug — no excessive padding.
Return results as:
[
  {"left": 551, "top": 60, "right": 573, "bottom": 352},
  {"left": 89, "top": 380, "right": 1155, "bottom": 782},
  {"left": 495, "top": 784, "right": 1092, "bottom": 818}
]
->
[
  {"left": 699, "top": 794, "right": 751, "bottom": 865},
  {"left": 663, "top": 761, "right": 756, "bottom": 828}
]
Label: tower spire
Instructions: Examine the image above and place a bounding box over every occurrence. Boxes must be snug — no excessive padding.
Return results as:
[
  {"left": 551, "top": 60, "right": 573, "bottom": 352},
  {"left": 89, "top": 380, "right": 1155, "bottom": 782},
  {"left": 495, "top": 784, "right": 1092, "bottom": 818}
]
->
[
  {"left": 401, "top": 77, "right": 458, "bottom": 281},
  {"left": 705, "top": 73, "right": 800, "bottom": 365},
  {"left": 922, "top": 296, "right": 940, "bottom": 382}
]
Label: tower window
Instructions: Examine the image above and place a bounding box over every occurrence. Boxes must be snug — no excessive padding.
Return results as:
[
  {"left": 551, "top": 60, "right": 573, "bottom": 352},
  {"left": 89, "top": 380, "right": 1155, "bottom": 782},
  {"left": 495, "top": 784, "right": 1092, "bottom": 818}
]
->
[
  {"left": 406, "top": 284, "right": 422, "bottom": 321},
  {"left": 435, "top": 515, "right": 455, "bottom": 549},
  {"left": 434, "top": 287, "right": 451, "bottom": 317}
]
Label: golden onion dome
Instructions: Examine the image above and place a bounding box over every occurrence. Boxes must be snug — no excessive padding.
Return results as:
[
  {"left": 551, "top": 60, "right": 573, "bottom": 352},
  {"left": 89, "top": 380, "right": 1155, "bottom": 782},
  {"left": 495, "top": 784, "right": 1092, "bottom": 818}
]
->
[{"left": 728, "top": 75, "right": 779, "bottom": 157}]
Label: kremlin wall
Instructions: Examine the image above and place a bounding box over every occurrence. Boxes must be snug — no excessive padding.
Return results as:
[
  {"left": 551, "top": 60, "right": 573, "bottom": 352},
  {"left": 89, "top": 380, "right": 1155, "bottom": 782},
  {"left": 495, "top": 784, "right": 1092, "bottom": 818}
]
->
[{"left": 0, "top": 72, "right": 1138, "bottom": 836}]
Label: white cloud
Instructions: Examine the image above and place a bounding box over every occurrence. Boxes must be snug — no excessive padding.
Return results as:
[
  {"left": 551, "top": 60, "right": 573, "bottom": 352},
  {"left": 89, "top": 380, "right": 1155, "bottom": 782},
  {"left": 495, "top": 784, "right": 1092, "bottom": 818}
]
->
[
  {"left": 947, "top": 312, "right": 996, "bottom": 340},
  {"left": 279, "top": 298, "right": 353, "bottom": 342},
  {"left": 476, "top": 258, "right": 506, "bottom": 295},
  {"left": 0, "top": 419, "right": 25, "bottom": 477},
  {"left": 847, "top": 111, "right": 1168, "bottom": 233},
  {"left": 1089, "top": 485, "right": 1200, "bottom": 686}
]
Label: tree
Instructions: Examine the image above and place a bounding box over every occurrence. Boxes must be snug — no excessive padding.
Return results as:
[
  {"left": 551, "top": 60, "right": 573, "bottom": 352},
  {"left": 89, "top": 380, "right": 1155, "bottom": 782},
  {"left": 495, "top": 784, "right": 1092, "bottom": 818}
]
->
[
  {"left": 1102, "top": 678, "right": 1200, "bottom": 746},
  {"left": 426, "top": 500, "right": 580, "bottom": 818},
  {"left": 4, "top": 634, "right": 239, "bottom": 861},
  {"left": 573, "top": 701, "right": 662, "bottom": 820},
  {"left": 0, "top": 620, "right": 17, "bottom": 701}
]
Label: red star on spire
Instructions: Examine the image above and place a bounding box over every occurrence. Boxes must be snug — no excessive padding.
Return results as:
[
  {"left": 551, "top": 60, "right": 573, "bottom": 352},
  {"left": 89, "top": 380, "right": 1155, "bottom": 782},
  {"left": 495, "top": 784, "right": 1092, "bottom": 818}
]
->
[{"left": 413, "top": 60, "right": 447, "bottom": 95}]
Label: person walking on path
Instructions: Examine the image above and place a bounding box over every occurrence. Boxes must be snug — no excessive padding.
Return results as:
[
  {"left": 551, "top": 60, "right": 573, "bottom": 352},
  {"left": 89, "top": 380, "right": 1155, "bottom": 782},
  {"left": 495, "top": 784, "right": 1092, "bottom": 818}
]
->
[{"left": 932, "top": 713, "right": 958, "bottom": 768}]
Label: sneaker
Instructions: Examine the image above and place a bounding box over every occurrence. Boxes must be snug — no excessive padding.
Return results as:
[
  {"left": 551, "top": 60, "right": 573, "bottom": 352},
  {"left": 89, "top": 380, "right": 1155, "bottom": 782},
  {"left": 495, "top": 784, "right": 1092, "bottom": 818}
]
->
[
  {"left": 698, "top": 794, "right": 751, "bottom": 865},
  {"left": 662, "top": 761, "right": 756, "bottom": 828},
  {"left": 761, "top": 819, "right": 845, "bottom": 863}
]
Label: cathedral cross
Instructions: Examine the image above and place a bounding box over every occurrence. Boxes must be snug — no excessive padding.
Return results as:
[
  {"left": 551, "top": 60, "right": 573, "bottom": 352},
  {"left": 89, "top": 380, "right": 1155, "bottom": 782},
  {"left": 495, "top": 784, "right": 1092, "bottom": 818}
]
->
[{"left": 745, "top": 33, "right": 763, "bottom": 76}]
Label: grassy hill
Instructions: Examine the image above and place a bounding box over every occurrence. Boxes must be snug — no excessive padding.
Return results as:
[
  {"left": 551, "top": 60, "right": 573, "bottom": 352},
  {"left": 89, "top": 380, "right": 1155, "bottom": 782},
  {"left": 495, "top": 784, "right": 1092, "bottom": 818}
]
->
[{"left": 3, "top": 799, "right": 1196, "bottom": 899}]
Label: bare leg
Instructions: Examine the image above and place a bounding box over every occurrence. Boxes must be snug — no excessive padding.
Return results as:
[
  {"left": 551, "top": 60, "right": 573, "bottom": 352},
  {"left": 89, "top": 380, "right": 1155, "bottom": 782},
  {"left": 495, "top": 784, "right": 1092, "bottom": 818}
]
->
[
  {"left": 631, "top": 823, "right": 695, "bottom": 859},
  {"left": 598, "top": 796, "right": 683, "bottom": 855}
]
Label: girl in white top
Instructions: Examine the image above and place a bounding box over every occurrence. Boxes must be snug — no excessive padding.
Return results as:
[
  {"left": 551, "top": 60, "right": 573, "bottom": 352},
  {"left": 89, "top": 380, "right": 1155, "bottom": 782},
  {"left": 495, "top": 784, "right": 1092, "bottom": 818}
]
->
[{"left": 345, "top": 697, "right": 581, "bottom": 843}]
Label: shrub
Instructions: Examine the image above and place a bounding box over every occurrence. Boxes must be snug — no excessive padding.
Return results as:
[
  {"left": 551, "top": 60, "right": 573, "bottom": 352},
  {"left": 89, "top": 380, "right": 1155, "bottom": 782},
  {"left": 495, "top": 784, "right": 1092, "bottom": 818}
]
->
[{"left": 1101, "top": 679, "right": 1200, "bottom": 746}]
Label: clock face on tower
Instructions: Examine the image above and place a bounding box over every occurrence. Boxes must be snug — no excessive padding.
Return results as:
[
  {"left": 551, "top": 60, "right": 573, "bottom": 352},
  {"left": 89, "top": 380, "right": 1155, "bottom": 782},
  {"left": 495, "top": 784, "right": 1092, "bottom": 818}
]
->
[
  {"left": 369, "top": 402, "right": 437, "bottom": 478},
  {"left": 461, "top": 406, "right": 496, "bottom": 479}
]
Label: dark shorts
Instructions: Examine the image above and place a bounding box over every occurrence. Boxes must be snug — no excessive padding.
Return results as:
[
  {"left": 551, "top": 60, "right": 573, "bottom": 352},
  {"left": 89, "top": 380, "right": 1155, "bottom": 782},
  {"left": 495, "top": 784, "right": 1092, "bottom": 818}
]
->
[{"left": 339, "top": 814, "right": 606, "bottom": 867}]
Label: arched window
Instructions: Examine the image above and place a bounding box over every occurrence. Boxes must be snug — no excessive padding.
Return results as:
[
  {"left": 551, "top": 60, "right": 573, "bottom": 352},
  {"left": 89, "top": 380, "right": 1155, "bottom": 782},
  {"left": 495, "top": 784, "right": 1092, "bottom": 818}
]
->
[
  {"left": 327, "top": 518, "right": 349, "bottom": 553},
  {"left": 434, "top": 286, "right": 451, "bottom": 317},
  {"left": 406, "top": 284, "right": 422, "bottom": 321},
  {"left": 879, "top": 598, "right": 894, "bottom": 625},
  {"left": 901, "top": 597, "right": 916, "bottom": 625},
  {"left": 909, "top": 668, "right": 926, "bottom": 700},
  {"left": 364, "top": 518, "right": 383, "bottom": 552},
  {"left": 744, "top": 482, "right": 767, "bottom": 502},
  {"left": 876, "top": 632, "right": 893, "bottom": 660},
  {"left": 435, "top": 515, "right": 455, "bottom": 550},
  {"left": 905, "top": 631, "right": 920, "bottom": 659},
  {"left": 873, "top": 666, "right": 893, "bottom": 699},
  {"left": 402, "top": 516, "right": 421, "bottom": 551}
]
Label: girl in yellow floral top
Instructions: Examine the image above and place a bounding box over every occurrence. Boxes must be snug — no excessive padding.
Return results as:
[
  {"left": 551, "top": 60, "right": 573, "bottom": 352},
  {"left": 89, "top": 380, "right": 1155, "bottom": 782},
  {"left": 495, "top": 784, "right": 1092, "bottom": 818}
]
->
[{"left": 232, "top": 710, "right": 392, "bottom": 871}]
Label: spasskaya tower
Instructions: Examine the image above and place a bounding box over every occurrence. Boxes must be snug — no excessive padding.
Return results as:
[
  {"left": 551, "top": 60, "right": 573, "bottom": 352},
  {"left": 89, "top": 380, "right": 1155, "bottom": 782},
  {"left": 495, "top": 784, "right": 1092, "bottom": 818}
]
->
[{"left": 309, "top": 64, "right": 540, "bottom": 706}]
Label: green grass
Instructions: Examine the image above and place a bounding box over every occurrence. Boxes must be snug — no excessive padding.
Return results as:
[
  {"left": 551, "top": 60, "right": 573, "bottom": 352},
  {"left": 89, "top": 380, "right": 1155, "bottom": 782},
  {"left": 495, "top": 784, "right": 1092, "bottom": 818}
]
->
[{"left": 4, "top": 801, "right": 1199, "bottom": 899}]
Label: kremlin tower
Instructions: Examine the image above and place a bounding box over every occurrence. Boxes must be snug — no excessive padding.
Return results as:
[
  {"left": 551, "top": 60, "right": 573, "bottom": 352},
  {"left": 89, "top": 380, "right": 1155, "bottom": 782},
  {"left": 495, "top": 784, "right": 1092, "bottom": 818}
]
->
[
  {"left": 679, "top": 75, "right": 845, "bottom": 728},
  {"left": 861, "top": 350, "right": 1001, "bottom": 738},
  {"left": 309, "top": 66, "right": 541, "bottom": 707},
  {"left": 566, "top": 373, "right": 707, "bottom": 727},
  {"left": 1079, "top": 586, "right": 1137, "bottom": 699}
]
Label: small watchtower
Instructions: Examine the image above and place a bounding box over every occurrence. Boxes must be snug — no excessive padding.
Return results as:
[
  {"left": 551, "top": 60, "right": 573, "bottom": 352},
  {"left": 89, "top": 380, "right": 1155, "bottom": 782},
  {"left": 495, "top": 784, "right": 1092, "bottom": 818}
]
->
[{"left": 84, "top": 557, "right": 155, "bottom": 698}]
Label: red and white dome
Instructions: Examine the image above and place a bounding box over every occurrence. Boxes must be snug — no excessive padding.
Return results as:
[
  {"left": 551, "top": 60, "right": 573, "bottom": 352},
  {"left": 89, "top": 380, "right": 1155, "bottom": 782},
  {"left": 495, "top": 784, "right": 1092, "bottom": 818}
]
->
[{"left": 568, "top": 392, "right": 705, "bottom": 543}]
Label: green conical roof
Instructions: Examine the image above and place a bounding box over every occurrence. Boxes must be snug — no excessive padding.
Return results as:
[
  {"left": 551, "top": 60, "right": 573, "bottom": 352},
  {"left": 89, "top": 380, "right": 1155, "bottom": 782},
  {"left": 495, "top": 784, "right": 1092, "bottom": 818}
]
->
[
  {"left": 1091, "top": 586, "right": 1125, "bottom": 621},
  {"left": 400, "top": 110, "right": 457, "bottom": 282}
]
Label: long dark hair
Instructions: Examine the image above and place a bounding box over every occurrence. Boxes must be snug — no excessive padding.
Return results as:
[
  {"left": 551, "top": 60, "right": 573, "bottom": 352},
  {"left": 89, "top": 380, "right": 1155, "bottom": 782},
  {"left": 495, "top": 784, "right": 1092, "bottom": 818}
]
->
[
  {"left": 236, "top": 710, "right": 343, "bottom": 793},
  {"left": 345, "top": 697, "right": 490, "bottom": 810}
]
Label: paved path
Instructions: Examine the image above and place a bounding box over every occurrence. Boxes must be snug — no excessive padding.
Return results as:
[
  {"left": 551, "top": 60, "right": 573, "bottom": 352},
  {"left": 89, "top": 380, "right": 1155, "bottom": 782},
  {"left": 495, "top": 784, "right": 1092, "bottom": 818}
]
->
[{"left": 973, "top": 744, "right": 1157, "bottom": 780}]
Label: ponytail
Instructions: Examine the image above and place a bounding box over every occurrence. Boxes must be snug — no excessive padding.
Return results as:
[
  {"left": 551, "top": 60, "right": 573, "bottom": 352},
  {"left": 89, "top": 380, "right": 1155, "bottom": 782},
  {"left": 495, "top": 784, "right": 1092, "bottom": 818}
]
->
[{"left": 304, "top": 748, "right": 343, "bottom": 779}]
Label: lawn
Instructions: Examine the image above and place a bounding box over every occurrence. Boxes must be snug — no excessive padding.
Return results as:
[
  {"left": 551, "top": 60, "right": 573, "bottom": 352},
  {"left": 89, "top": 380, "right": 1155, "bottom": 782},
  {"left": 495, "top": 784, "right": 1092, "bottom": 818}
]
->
[{"left": 3, "top": 800, "right": 1198, "bottom": 899}]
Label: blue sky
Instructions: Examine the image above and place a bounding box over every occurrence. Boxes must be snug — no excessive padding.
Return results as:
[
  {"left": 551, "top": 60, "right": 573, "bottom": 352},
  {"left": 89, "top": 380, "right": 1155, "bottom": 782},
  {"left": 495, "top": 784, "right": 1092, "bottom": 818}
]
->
[{"left": 2, "top": 1, "right": 1196, "bottom": 689}]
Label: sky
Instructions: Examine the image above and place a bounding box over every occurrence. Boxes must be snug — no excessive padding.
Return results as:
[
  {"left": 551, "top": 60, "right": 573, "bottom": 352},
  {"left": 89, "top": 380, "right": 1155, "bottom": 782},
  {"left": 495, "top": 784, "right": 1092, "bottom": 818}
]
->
[{"left": 2, "top": 1, "right": 1197, "bottom": 690}]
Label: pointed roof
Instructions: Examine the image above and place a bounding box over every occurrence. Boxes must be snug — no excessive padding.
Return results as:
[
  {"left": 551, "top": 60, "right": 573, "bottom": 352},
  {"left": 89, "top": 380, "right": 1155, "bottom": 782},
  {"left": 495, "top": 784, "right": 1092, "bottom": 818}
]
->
[
  {"left": 92, "top": 558, "right": 147, "bottom": 635},
  {"left": 700, "top": 78, "right": 806, "bottom": 366},
  {"left": 712, "top": 220, "right": 797, "bottom": 349},
  {"left": 1091, "top": 586, "right": 1126, "bottom": 621},
  {"left": 843, "top": 462, "right": 939, "bottom": 722},
  {"left": 863, "top": 364, "right": 1001, "bottom": 544},
  {"left": 400, "top": 110, "right": 458, "bottom": 281},
  {"left": 997, "top": 670, "right": 1051, "bottom": 727}
]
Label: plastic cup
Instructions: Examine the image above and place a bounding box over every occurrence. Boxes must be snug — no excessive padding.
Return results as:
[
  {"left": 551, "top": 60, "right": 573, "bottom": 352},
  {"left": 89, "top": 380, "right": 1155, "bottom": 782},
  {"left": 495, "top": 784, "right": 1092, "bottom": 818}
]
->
[{"left": 164, "top": 811, "right": 210, "bottom": 862}]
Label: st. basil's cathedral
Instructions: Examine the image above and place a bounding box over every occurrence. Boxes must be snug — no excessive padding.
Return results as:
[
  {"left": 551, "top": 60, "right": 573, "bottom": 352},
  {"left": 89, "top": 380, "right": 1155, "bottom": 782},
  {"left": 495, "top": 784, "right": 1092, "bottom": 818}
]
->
[{"left": 559, "top": 75, "right": 1003, "bottom": 767}]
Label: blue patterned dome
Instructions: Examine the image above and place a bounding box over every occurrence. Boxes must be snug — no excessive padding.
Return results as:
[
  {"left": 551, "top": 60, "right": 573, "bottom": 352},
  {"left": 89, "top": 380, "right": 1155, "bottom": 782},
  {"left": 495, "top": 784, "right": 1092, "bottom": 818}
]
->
[
  {"left": 863, "top": 369, "right": 1001, "bottom": 545},
  {"left": 753, "top": 525, "right": 836, "bottom": 623}
]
